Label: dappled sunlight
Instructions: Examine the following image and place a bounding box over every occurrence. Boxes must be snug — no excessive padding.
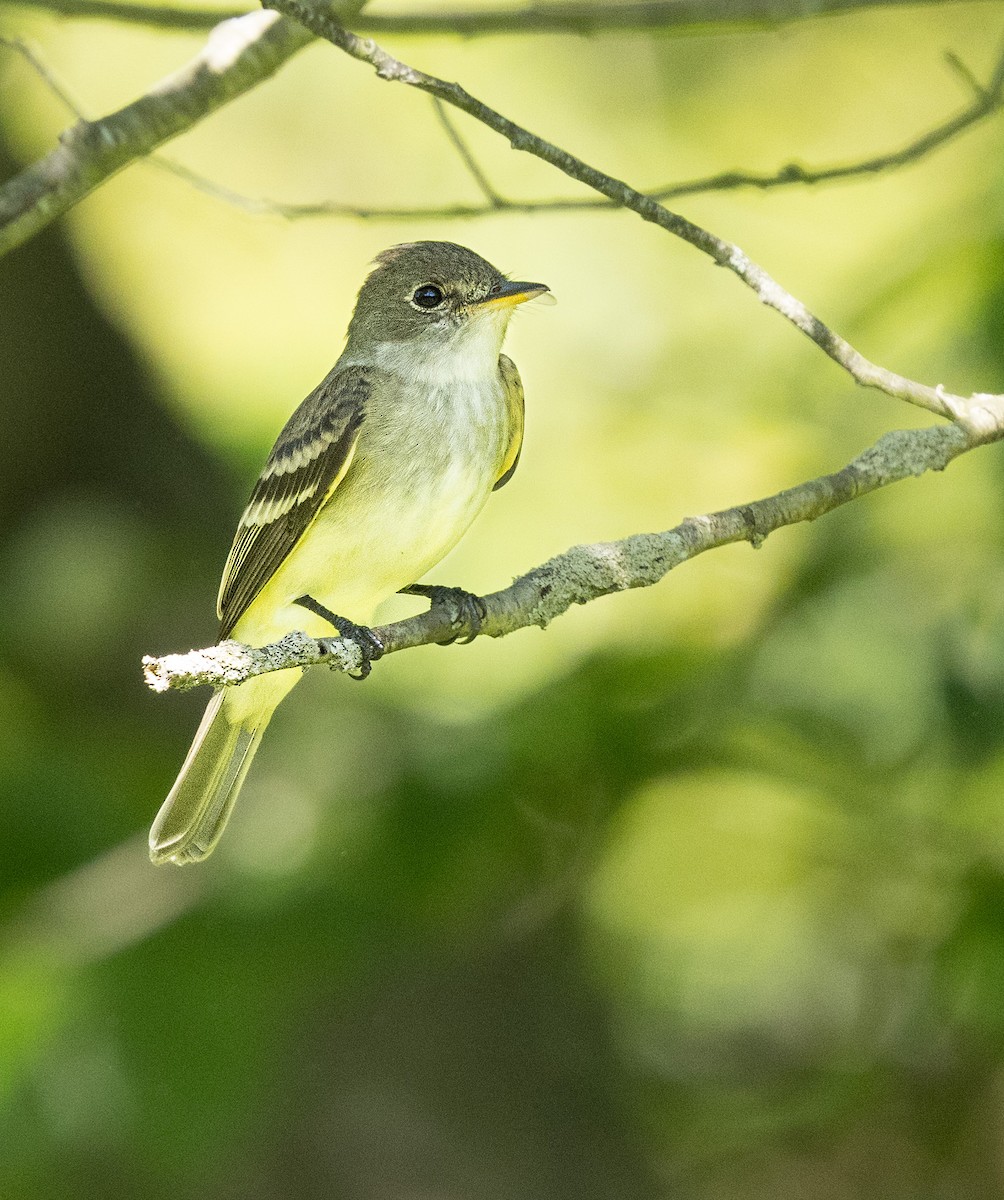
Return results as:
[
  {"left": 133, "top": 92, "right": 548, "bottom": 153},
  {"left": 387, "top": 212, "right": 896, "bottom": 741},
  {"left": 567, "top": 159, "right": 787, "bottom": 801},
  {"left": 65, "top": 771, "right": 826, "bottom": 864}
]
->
[{"left": 2, "top": 1, "right": 1004, "bottom": 1195}]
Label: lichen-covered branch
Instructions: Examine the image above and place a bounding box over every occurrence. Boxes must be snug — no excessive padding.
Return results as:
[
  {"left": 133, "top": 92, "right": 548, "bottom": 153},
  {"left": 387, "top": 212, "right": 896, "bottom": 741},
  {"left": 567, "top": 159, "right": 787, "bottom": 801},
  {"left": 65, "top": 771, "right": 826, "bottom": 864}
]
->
[
  {"left": 8, "top": 0, "right": 1000, "bottom": 698},
  {"left": 0, "top": 11, "right": 314, "bottom": 258},
  {"left": 143, "top": 420, "right": 986, "bottom": 694}
]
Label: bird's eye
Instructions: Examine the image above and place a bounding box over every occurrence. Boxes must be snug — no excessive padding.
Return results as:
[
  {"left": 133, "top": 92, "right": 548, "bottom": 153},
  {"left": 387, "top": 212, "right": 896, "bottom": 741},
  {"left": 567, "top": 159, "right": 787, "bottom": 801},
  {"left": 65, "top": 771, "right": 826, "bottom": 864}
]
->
[{"left": 412, "top": 284, "right": 444, "bottom": 309}]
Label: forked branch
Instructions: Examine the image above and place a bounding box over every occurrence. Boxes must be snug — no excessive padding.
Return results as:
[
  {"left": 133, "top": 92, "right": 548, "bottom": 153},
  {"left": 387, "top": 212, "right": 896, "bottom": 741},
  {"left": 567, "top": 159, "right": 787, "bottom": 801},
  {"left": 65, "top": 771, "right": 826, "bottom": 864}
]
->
[
  {"left": 0, "top": 2, "right": 996, "bottom": 692},
  {"left": 256, "top": 0, "right": 1004, "bottom": 434},
  {"left": 0, "top": 10, "right": 316, "bottom": 257},
  {"left": 160, "top": 44, "right": 1004, "bottom": 222}
]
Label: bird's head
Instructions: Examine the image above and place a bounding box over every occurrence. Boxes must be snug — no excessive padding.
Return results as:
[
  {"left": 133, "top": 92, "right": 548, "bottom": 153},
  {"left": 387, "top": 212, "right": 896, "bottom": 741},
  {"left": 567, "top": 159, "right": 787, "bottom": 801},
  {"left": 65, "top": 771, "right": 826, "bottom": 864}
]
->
[{"left": 345, "top": 241, "right": 550, "bottom": 368}]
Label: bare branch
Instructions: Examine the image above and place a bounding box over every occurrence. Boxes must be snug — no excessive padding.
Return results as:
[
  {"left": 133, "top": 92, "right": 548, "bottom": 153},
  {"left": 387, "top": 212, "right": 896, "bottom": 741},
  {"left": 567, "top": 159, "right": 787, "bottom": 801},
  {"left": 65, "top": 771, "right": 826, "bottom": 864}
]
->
[
  {"left": 13, "top": 0, "right": 994, "bottom": 37},
  {"left": 432, "top": 99, "right": 506, "bottom": 208},
  {"left": 0, "top": 36, "right": 86, "bottom": 117},
  {"left": 262, "top": 0, "right": 1004, "bottom": 431},
  {"left": 5, "top": 0, "right": 999, "bottom": 298},
  {"left": 654, "top": 48, "right": 1004, "bottom": 195},
  {"left": 352, "top": 0, "right": 1003, "bottom": 37},
  {"left": 149, "top": 42, "right": 1004, "bottom": 220},
  {"left": 0, "top": 11, "right": 314, "bottom": 258},
  {"left": 7, "top": 3, "right": 998, "bottom": 700},
  {"left": 20, "top": 7, "right": 995, "bottom": 236},
  {"left": 7, "top": 0, "right": 235, "bottom": 29},
  {"left": 143, "top": 420, "right": 990, "bottom": 694}
]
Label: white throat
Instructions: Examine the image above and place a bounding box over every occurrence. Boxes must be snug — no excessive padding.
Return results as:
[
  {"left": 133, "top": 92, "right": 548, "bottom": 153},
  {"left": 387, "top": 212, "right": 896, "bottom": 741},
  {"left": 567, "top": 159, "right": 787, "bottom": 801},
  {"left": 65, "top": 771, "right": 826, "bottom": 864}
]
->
[{"left": 369, "top": 309, "right": 510, "bottom": 386}]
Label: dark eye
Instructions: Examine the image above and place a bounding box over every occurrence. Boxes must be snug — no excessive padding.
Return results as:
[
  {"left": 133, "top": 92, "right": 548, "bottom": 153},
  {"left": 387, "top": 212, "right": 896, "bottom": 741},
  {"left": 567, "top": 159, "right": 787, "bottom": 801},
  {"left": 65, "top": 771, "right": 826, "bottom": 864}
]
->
[{"left": 412, "top": 284, "right": 444, "bottom": 309}]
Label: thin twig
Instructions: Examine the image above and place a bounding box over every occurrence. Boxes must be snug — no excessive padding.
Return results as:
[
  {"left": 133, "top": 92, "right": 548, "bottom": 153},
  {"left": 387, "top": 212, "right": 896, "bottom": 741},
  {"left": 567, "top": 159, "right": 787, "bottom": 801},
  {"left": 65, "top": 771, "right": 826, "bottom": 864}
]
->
[
  {"left": 5, "top": 0, "right": 1001, "bottom": 289},
  {"left": 143, "top": 421, "right": 987, "bottom": 693},
  {"left": 0, "top": 37, "right": 309, "bottom": 215},
  {"left": 346, "top": 0, "right": 1002, "bottom": 37},
  {"left": 7, "top": 0, "right": 238, "bottom": 29},
  {"left": 143, "top": 42, "right": 1004, "bottom": 222},
  {"left": 0, "top": 11, "right": 316, "bottom": 258},
  {"left": 264, "top": 0, "right": 1004, "bottom": 431},
  {"left": 0, "top": 36, "right": 87, "bottom": 117},
  {"left": 12, "top": 0, "right": 990, "bottom": 37},
  {"left": 36, "top": 5, "right": 978, "bottom": 226},
  {"left": 944, "top": 49, "right": 989, "bottom": 99},
  {"left": 432, "top": 98, "right": 505, "bottom": 207}
]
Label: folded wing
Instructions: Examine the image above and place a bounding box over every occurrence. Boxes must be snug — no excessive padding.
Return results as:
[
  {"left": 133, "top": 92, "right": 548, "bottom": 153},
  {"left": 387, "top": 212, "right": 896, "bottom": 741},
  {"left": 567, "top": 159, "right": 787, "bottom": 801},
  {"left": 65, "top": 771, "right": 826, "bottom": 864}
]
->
[{"left": 217, "top": 366, "right": 369, "bottom": 639}]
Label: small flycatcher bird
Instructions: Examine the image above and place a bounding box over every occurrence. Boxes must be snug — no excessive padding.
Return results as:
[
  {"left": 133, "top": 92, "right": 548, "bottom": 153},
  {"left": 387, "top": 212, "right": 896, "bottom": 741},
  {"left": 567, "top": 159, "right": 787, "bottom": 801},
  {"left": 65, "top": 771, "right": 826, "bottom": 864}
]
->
[{"left": 149, "top": 242, "right": 549, "bottom": 865}]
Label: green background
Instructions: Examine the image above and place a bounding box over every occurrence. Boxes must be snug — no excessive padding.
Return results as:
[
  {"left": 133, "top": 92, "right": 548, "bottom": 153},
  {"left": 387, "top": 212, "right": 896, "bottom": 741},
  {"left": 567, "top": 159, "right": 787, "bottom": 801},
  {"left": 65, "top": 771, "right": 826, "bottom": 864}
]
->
[{"left": 2, "top": 2, "right": 1004, "bottom": 1196}]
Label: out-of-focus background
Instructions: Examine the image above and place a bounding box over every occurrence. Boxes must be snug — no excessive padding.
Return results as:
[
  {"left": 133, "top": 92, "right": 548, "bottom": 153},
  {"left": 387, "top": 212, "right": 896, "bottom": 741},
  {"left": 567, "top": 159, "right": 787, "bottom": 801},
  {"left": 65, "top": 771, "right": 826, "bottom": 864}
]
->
[{"left": 2, "top": 2, "right": 1004, "bottom": 1196}]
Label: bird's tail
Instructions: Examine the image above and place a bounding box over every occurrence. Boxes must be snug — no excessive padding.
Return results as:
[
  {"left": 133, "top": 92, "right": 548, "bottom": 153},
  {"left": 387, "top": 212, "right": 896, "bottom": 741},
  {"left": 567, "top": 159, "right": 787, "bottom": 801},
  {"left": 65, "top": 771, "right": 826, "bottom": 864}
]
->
[{"left": 149, "top": 674, "right": 292, "bottom": 865}]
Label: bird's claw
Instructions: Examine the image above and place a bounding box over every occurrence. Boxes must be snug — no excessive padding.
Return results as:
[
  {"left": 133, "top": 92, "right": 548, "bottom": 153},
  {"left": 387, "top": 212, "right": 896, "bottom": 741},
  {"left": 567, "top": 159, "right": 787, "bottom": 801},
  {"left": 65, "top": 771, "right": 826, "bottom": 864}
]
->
[
  {"left": 295, "top": 594, "right": 384, "bottom": 680},
  {"left": 324, "top": 621, "right": 385, "bottom": 680},
  {"left": 400, "top": 583, "right": 487, "bottom": 645}
]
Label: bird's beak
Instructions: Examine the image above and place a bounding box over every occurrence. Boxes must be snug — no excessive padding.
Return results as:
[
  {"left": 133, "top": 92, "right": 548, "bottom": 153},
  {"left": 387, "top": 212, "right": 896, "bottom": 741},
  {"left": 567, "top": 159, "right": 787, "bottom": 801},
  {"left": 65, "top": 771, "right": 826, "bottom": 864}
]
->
[{"left": 475, "top": 280, "right": 550, "bottom": 310}]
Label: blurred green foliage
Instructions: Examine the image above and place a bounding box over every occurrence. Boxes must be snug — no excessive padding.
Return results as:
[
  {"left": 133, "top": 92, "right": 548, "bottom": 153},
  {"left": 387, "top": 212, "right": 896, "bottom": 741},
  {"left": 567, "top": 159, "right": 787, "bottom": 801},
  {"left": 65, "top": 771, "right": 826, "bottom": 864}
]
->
[{"left": 2, "top": 3, "right": 1004, "bottom": 1197}]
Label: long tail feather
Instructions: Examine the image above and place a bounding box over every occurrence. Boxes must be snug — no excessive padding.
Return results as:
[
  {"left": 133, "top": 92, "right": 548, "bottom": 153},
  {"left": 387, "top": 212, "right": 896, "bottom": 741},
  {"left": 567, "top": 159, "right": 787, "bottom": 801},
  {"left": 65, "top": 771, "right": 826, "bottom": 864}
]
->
[{"left": 149, "top": 678, "right": 285, "bottom": 865}]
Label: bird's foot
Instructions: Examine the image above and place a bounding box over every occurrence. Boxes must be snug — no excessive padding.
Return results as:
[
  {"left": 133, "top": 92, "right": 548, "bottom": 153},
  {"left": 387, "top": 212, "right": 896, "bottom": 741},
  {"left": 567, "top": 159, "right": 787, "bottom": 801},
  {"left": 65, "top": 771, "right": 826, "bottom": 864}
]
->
[
  {"left": 400, "top": 583, "right": 487, "bottom": 645},
  {"left": 294, "top": 594, "right": 384, "bottom": 680}
]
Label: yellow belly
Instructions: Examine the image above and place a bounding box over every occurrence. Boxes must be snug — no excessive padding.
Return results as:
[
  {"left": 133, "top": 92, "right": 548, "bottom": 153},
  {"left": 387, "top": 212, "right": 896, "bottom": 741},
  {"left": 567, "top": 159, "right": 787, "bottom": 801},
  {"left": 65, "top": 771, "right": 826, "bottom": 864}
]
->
[
  {"left": 231, "top": 375, "right": 509, "bottom": 650},
  {"left": 234, "top": 465, "right": 490, "bottom": 643}
]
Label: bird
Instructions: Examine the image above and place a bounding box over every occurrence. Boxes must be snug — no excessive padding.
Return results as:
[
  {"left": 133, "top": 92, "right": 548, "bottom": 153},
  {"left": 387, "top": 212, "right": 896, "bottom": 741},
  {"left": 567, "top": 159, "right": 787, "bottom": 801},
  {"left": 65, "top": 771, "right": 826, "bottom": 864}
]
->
[{"left": 149, "top": 241, "right": 549, "bottom": 865}]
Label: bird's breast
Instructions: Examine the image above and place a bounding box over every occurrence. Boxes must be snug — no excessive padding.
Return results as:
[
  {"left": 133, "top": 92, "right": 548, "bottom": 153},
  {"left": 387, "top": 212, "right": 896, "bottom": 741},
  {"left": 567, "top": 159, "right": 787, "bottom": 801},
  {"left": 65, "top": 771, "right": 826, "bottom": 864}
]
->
[
  {"left": 262, "top": 371, "right": 510, "bottom": 626},
  {"left": 232, "top": 367, "right": 513, "bottom": 647},
  {"left": 350, "top": 371, "right": 510, "bottom": 543}
]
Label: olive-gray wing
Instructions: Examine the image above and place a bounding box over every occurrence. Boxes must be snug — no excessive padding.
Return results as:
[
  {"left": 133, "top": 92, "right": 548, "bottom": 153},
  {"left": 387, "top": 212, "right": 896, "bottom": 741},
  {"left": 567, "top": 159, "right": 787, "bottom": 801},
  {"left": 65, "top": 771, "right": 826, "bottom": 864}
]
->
[{"left": 217, "top": 366, "right": 370, "bottom": 640}]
